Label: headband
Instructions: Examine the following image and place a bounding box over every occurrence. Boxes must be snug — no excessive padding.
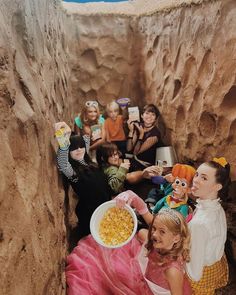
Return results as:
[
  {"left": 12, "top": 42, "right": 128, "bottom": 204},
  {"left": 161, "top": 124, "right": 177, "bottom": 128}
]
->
[
  {"left": 158, "top": 208, "right": 180, "bottom": 225},
  {"left": 213, "top": 157, "right": 227, "bottom": 168}
]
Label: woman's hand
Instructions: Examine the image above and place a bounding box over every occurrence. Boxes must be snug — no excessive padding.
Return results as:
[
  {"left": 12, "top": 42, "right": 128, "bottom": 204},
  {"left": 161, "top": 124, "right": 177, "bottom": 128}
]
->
[
  {"left": 142, "top": 165, "right": 162, "bottom": 179},
  {"left": 54, "top": 121, "right": 71, "bottom": 134},
  {"left": 115, "top": 190, "right": 148, "bottom": 215},
  {"left": 54, "top": 122, "right": 71, "bottom": 149},
  {"left": 164, "top": 173, "right": 175, "bottom": 183},
  {"left": 120, "top": 159, "right": 130, "bottom": 170}
]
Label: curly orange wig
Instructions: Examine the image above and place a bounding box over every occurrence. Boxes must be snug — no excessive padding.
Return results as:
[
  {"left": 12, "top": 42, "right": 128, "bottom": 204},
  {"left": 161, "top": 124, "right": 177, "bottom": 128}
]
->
[{"left": 172, "top": 164, "right": 196, "bottom": 184}]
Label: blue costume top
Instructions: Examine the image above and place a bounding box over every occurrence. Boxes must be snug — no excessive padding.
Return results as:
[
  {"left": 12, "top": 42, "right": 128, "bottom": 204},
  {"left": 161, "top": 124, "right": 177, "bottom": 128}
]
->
[{"left": 152, "top": 195, "right": 189, "bottom": 217}]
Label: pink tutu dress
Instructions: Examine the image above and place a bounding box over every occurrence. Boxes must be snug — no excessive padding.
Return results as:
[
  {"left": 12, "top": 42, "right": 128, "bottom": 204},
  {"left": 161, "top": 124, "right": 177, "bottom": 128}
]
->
[{"left": 66, "top": 235, "right": 192, "bottom": 295}]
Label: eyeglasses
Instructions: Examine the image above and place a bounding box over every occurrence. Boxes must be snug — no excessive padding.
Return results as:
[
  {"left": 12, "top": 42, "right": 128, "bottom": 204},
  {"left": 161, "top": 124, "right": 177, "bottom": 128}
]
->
[
  {"left": 109, "top": 151, "right": 121, "bottom": 158},
  {"left": 85, "top": 100, "right": 98, "bottom": 108}
]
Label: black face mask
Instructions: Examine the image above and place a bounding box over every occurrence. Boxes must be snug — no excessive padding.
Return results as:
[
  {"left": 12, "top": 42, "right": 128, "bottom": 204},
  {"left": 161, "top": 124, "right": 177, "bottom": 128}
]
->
[{"left": 69, "top": 135, "right": 86, "bottom": 152}]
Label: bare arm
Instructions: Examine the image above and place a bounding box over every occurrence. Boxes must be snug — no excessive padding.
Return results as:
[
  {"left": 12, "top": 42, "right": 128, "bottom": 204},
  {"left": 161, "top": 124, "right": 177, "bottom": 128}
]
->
[
  {"left": 125, "top": 165, "right": 161, "bottom": 184},
  {"left": 140, "top": 211, "right": 153, "bottom": 225},
  {"left": 165, "top": 267, "right": 184, "bottom": 295},
  {"left": 126, "top": 170, "right": 143, "bottom": 183}
]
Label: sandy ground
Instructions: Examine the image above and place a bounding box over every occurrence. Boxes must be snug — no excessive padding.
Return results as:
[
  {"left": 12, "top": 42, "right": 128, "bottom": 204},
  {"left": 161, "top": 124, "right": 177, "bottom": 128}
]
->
[{"left": 62, "top": 0, "right": 205, "bottom": 15}]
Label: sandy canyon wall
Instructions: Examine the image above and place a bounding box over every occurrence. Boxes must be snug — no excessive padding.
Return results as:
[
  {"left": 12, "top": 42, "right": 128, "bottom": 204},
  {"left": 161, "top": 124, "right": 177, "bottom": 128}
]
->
[
  {"left": 66, "top": 0, "right": 236, "bottom": 177},
  {"left": 0, "top": 0, "right": 73, "bottom": 294},
  {"left": 65, "top": 14, "right": 144, "bottom": 113},
  {"left": 0, "top": 0, "right": 236, "bottom": 294},
  {"left": 67, "top": 1, "right": 236, "bottom": 271}
]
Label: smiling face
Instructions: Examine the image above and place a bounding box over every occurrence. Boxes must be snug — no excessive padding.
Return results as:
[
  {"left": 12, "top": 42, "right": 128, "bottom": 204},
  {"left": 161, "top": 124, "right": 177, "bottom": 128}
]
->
[
  {"left": 107, "top": 151, "right": 120, "bottom": 166},
  {"left": 191, "top": 163, "right": 222, "bottom": 200},
  {"left": 172, "top": 177, "right": 188, "bottom": 199},
  {"left": 70, "top": 147, "right": 86, "bottom": 161},
  {"left": 86, "top": 106, "right": 98, "bottom": 122},
  {"left": 151, "top": 215, "right": 180, "bottom": 251},
  {"left": 141, "top": 111, "right": 157, "bottom": 128}
]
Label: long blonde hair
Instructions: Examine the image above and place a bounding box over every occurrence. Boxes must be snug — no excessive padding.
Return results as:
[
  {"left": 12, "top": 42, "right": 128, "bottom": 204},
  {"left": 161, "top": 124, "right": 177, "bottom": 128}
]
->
[
  {"left": 80, "top": 102, "right": 100, "bottom": 126},
  {"left": 146, "top": 209, "right": 190, "bottom": 264}
]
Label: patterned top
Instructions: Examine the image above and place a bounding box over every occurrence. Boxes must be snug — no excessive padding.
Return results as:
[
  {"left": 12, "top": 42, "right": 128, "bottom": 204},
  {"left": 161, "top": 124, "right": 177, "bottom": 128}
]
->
[{"left": 103, "top": 165, "right": 128, "bottom": 194}]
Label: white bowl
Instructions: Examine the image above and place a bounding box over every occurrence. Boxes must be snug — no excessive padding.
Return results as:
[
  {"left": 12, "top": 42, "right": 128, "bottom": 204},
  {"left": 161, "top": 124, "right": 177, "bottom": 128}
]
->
[{"left": 90, "top": 200, "right": 138, "bottom": 249}]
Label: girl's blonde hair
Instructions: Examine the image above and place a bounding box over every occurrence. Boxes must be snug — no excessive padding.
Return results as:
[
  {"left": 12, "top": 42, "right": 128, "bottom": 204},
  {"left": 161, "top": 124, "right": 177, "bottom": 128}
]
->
[
  {"left": 80, "top": 101, "right": 100, "bottom": 125},
  {"left": 106, "top": 101, "right": 119, "bottom": 113},
  {"left": 146, "top": 209, "right": 190, "bottom": 264}
]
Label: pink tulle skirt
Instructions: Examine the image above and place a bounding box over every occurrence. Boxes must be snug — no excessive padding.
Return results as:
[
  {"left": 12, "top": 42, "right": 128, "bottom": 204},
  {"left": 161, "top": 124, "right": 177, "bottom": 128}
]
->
[{"left": 66, "top": 235, "right": 153, "bottom": 295}]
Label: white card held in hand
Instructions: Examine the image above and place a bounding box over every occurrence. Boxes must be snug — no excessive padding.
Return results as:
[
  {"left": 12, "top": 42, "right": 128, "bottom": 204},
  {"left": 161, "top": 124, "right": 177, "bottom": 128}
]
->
[{"left": 128, "top": 106, "right": 140, "bottom": 122}]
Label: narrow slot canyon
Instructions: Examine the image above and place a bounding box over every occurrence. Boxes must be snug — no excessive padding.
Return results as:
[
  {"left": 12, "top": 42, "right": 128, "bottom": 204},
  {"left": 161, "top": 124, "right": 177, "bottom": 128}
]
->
[{"left": 0, "top": 0, "right": 236, "bottom": 294}]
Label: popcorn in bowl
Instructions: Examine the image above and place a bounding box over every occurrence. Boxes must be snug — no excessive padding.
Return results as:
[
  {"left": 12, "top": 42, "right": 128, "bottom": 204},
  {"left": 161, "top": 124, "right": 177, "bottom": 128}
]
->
[{"left": 90, "top": 200, "right": 138, "bottom": 248}]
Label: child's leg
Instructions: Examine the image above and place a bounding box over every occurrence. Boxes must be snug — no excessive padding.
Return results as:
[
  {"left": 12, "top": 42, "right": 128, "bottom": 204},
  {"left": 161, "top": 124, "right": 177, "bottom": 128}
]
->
[{"left": 137, "top": 229, "right": 148, "bottom": 244}]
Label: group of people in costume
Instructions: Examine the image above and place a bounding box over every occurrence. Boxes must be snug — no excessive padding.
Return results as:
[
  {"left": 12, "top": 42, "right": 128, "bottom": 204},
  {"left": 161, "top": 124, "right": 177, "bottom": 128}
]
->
[{"left": 54, "top": 99, "right": 231, "bottom": 295}]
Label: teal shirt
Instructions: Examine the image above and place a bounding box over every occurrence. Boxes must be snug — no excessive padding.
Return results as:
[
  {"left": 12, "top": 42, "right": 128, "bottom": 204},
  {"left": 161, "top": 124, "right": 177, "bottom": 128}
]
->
[{"left": 75, "top": 115, "right": 105, "bottom": 129}]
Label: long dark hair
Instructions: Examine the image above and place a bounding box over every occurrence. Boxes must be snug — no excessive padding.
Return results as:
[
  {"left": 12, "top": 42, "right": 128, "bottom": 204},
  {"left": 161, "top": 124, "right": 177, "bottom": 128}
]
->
[
  {"left": 69, "top": 135, "right": 98, "bottom": 177},
  {"left": 206, "top": 161, "right": 231, "bottom": 201},
  {"left": 96, "top": 142, "right": 119, "bottom": 168}
]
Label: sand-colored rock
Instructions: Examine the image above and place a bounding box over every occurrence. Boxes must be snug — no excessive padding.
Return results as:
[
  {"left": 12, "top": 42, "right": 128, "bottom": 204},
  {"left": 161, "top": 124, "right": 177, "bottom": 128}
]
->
[
  {"left": 64, "top": 0, "right": 236, "bottom": 179},
  {"left": 0, "top": 0, "right": 236, "bottom": 294},
  {"left": 0, "top": 1, "right": 71, "bottom": 294}
]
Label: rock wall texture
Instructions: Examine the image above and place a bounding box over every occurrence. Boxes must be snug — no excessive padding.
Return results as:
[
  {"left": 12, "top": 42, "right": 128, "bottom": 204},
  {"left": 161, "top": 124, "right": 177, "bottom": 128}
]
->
[
  {"left": 65, "top": 0, "right": 236, "bottom": 178},
  {"left": 0, "top": 0, "right": 73, "bottom": 294},
  {"left": 139, "top": 0, "right": 236, "bottom": 173},
  {"left": 65, "top": 14, "right": 144, "bottom": 112},
  {"left": 0, "top": 0, "right": 236, "bottom": 294}
]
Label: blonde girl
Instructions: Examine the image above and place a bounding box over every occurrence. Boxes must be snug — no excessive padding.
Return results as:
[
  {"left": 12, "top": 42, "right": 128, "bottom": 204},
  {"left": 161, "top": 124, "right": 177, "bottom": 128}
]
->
[
  {"left": 66, "top": 198, "right": 192, "bottom": 295},
  {"left": 115, "top": 190, "right": 193, "bottom": 295},
  {"left": 105, "top": 101, "right": 127, "bottom": 157},
  {"left": 74, "top": 100, "right": 106, "bottom": 159}
]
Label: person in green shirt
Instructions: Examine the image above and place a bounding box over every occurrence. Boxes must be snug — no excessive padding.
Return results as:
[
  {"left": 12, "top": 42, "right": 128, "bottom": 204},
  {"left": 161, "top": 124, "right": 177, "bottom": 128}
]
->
[{"left": 96, "top": 142, "right": 161, "bottom": 195}]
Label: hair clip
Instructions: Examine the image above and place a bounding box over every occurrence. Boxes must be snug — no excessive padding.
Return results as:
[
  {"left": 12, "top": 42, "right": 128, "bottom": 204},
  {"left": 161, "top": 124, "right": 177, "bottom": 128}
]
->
[
  {"left": 85, "top": 100, "right": 98, "bottom": 108},
  {"left": 158, "top": 208, "right": 180, "bottom": 224},
  {"left": 213, "top": 157, "right": 227, "bottom": 168}
]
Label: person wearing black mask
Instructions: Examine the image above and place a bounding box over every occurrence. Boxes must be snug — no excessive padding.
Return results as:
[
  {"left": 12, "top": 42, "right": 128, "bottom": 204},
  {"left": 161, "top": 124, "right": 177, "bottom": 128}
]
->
[{"left": 55, "top": 122, "right": 111, "bottom": 240}]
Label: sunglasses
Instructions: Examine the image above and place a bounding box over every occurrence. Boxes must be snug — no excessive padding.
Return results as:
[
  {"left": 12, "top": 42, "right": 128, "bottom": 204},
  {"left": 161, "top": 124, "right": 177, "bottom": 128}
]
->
[{"left": 85, "top": 100, "right": 98, "bottom": 108}]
